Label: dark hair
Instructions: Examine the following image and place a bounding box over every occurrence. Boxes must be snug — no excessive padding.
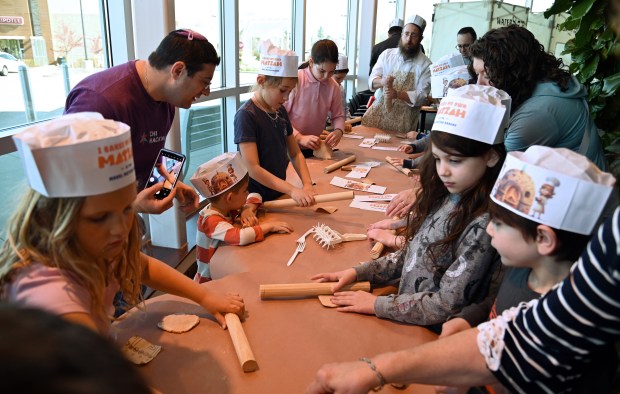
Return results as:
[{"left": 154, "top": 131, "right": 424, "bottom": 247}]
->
[
  {"left": 148, "top": 29, "right": 221, "bottom": 77},
  {"left": 388, "top": 26, "right": 403, "bottom": 35},
  {"left": 469, "top": 25, "right": 570, "bottom": 111},
  {"left": 488, "top": 200, "right": 591, "bottom": 262},
  {"left": 334, "top": 69, "right": 349, "bottom": 75},
  {"left": 0, "top": 305, "right": 150, "bottom": 394},
  {"left": 403, "top": 131, "right": 506, "bottom": 266},
  {"left": 208, "top": 173, "right": 250, "bottom": 203},
  {"left": 457, "top": 26, "right": 477, "bottom": 41},
  {"left": 299, "top": 39, "right": 339, "bottom": 69}
]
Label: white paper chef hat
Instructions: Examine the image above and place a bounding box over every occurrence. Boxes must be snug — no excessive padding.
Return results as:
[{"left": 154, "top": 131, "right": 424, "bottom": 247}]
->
[
  {"left": 430, "top": 53, "right": 470, "bottom": 98},
  {"left": 12, "top": 112, "right": 135, "bottom": 198},
  {"left": 405, "top": 15, "right": 426, "bottom": 33},
  {"left": 336, "top": 54, "right": 348, "bottom": 71},
  {"left": 431, "top": 84, "right": 511, "bottom": 144},
  {"left": 491, "top": 146, "right": 616, "bottom": 235},
  {"left": 258, "top": 39, "right": 298, "bottom": 78},
  {"left": 190, "top": 152, "right": 248, "bottom": 198},
  {"left": 389, "top": 18, "right": 404, "bottom": 29}
]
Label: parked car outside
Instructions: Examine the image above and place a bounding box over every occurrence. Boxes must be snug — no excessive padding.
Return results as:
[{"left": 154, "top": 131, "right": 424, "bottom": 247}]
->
[{"left": 0, "top": 52, "right": 25, "bottom": 76}]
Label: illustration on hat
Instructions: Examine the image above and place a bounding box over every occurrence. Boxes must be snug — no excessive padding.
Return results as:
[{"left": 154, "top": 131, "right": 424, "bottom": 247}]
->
[
  {"left": 190, "top": 152, "right": 248, "bottom": 198},
  {"left": 490, "top": 147, "right": 616, "bottom": 235},
  {"left": 492, "top": 169, "right": 535, "bottom": 214},
  {"left": 531, "top": 177, "right": 560, "bottom": 220},
  {"left": 211, "top": 171, "right": 236, "bottom": 195}
]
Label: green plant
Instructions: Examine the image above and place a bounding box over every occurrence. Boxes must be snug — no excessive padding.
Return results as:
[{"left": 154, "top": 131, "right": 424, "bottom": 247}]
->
[{"left": 545, "top": 0, "right": 620, "bottom": 176}]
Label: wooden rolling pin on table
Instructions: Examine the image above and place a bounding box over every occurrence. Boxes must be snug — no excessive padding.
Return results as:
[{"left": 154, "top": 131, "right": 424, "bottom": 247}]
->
[
  {"left": 262, "top": 191, "right": 354, "bottom": 209},
  {"left": 259, "top": 281, "right": 371, "bottom": 299}
]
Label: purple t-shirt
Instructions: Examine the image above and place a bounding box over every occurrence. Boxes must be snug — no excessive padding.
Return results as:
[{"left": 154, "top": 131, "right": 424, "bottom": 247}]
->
[{"left": 64, "top": 61, "right": 175, "bottom": 189}]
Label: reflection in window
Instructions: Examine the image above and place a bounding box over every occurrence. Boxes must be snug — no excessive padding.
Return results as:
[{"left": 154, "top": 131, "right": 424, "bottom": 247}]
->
[
  {"left": 238, "top": 0, "right": 292, "bottom": 86},
  {"left": 374, "top": 0, "right": 397, "bottom": 45},
  {"left": 179, "top": 100, "right": 224, "bottom": 181},
  {"left": 175, "top": 0, "right": 222, "bottom": 89},
  {"left": 404, "top": 0, "right": 434, "bottom": 55},
  {"left": 305, "top": 0, "right": 349, "bottom": 59},
  {"left": 0, "top": 0, "right": 105, "bottom": 131}
]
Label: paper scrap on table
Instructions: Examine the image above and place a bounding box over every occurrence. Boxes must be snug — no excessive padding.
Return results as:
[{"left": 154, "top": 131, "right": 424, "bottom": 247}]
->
[
  {"left": 342, "top": 133, "right": 364, "bottom": 139},
  {"left": 359, "top": 138, "right": 377, "bottom": 148},
  {"left": 356, "top": 161, "right": 382, "bottom": 168},
  {"left": 350, "top": 200, "right": 389, "bottom": 212},
  {"left": 353, "top": 193, "right": 397, "bottom": 202},
  {"left": 345, "top": 166, "right": 371, "bottom": 179},
  {"left": 316, "top": 206, "right": 338, "bottom": 214},
  {"left": 371, "top": 146, "right": 399, "bottom": 151},
  {"left": 330, "top": 176, "right": 386, "bottom": 194},
  {"left": 122, "top": 336, "right": 162, "bottom": 365}
]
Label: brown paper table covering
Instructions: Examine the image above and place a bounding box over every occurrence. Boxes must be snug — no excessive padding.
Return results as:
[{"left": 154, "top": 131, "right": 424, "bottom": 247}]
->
[
  {"left": 114, "top": 270, "right": 437, "bottom": 393},
  {"left": 210, "top": 125, "right": 420, "bottom": 280},
  {"left": 114, "top": 126, "right": 435, "bottom": 393}
]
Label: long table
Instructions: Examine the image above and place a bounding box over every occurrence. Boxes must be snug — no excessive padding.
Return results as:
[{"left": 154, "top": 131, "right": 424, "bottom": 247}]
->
[
  {"left": 114, "top": 126, "right": 435, "bottom": 393},
  {"left": 211, "top": 125, "right": 421, "bottom": 279}
]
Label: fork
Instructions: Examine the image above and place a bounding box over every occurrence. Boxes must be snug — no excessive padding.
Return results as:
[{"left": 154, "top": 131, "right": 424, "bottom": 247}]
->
[{"left": 287, "top": 228, "right": 314, "bottom": 266}]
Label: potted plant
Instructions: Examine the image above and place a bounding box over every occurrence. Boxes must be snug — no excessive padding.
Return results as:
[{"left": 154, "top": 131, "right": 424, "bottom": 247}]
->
[{"left": 545, "top": 0, "right": 620, "bottom": 177}]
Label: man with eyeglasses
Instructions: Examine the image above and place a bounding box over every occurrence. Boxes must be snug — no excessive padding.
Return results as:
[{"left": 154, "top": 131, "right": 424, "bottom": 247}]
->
[
  {"left": 363, "top": 15, "right": 432, "bottom": 134},
  {"left": 456, "top": 27, "right": 477, "bottom": 65},
  {"left": 64, "top": 29, "right": 218, "bottom": 215}
]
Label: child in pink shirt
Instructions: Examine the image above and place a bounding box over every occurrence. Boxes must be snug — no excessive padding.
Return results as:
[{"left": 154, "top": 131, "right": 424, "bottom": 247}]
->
[{"left": 284, "top": 39, "right": 345, "bottom": 157}]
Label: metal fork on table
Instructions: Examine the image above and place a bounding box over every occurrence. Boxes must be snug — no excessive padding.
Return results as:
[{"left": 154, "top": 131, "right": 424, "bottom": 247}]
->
[{"left": 286, "top": 228, "right": 314, "bottom": 266}]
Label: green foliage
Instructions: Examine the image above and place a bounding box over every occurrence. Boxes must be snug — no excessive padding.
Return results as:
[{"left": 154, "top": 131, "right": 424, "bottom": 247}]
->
[{"left": 545, "top": 0, "right": 620, "bottom": 175}]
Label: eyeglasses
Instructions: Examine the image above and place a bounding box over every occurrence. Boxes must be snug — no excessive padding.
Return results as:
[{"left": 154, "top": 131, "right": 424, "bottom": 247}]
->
[
  {"left": 174, "top": 29, "right": 207, "bottom": 41},
  {"left": 455, "top": 44, "right": 471, "bottom": 50},
  {"left": 403, "top": 32, "right": 421, "bottom": 39}
]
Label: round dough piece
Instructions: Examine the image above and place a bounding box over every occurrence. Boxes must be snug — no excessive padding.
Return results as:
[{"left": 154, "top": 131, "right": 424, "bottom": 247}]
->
[
  {"left": 157, "top": 314, "right": 200, "bottom": 333},
  {"left": 318, "top": 295, "right": 338, "bottom": 308}
]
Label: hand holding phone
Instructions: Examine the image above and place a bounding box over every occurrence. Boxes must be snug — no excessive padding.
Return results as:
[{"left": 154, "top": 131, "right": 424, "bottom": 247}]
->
[{"left": 145, "top": 149, "right": 186, "bottom": 200}]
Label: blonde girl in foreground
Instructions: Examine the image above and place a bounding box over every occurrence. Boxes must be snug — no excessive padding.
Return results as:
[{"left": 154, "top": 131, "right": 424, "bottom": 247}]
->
[{"left": 0, "top": 113, "right": 244, "bottom": 334}]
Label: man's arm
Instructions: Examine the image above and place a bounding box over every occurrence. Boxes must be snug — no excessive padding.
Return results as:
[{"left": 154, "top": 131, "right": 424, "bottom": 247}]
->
[
  {"left": 307, "top": 328, "right": 495, "bottom": 394},
  {"left": 368, "top": 51, "right": 387, "bottom": 92}
]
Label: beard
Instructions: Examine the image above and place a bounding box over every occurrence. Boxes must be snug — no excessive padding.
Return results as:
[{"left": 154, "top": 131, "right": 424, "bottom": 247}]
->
[{"left": 399, "top": 40, "right": 420, "bottom": 60}]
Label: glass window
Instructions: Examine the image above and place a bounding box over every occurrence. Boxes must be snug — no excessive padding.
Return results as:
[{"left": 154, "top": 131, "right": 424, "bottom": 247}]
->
[
  {"left": 175, "top": 0, "right": 222, "bottom": 89},
  {"left": 0, "top": 0, "right": 106, "bottom": 131},
  {"left": 179, "top": 100, "right": 225, "bottom": 181},
  {"left": 404, "top": 0, "right": 435, "bottom": 55},
  {"left": 531, "top": 0, "right": 555, "bottom": 13},
  {"left": 374, "top": 0, "right": 397, "bottom": 45},
  {"left": 305, "top": 0, "right": 349, "bottom": 59},
  {"left": 1, "top": 154, "right": 27, "bottom": 241},
  {"left": 238, "top": 0, "right": 292, "bottom": 86}
]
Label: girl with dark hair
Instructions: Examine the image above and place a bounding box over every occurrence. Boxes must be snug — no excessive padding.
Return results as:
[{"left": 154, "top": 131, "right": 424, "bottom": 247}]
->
[
  {"left": 469, "top": 25, "right": 606, "bottom": 170},
  {"left": 284, "top": 39, "right": 345, "bottom": 156},
  {"left": 311, "top": 86, "right": 507, "bottom": 328}
]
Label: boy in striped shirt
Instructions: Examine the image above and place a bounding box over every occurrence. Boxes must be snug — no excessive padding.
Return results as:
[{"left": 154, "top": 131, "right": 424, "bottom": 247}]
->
[{"left": 190, "top": 152, "right": 292, "bottom": 283}]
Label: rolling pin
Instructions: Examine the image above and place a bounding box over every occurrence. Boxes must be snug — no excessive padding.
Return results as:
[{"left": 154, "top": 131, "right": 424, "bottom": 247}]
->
[
  {"left": 263, "top": 191, "right": 354, "bottom": 209},
  {"left": 260, "top": 281, "right": 371, "bottom": 299},
  {"left": 369, "top": 240, "right": 386, "bottom": 259},
  {"left": 369, "top": 216, "right": 400, "bottom": 259},
  {"left": 225, "top": 313, "right": 258, "bottom": 373},
  {"left": 323, "top": 155, "right": 356, "bottom": 173},
  {"left": 385, "top": 156, "right": 416, "bottom": 177},
  {"left": 345, "top": 116, "right": 362, "bottom": 126}
]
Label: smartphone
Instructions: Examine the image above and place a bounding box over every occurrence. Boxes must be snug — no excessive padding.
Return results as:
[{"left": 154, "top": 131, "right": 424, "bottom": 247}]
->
[{"left": 145, "top": 149, "right": 186, "bottom": 200}]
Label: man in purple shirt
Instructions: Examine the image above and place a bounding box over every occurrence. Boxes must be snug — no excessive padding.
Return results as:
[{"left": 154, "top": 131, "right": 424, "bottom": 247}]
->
[{"left": 65, "top": 29, "right": 218, "bottom": 214}]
